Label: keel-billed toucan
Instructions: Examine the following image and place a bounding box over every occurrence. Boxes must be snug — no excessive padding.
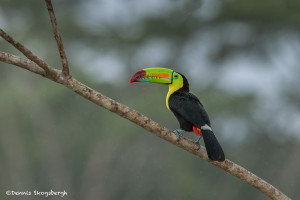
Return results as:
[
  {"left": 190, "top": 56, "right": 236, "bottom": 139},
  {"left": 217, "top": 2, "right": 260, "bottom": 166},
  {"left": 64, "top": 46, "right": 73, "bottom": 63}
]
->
[{"left": 130, "top": 68, "right": 225, "bottom": 161}]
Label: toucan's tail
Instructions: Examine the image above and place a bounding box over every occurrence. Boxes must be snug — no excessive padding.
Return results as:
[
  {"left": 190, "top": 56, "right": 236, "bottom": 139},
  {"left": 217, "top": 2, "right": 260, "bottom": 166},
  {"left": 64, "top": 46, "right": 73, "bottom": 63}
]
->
[{"left": 202, "top": 130, "right": 225, "bottom": 161}]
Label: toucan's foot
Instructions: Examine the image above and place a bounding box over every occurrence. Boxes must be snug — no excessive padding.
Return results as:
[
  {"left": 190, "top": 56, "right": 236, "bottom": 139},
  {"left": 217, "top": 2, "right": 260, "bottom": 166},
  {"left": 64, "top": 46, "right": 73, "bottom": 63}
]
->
[
  {"left": 173, "top": 129, "right": 184, "bottom": 141},
  {"left": 195, "top": 136, "right": 202, "bottom": 143},
  {"left": 194, "top": 136, "right": 202, "bottom": 150},
  {"left": 195, "top": 142, "right": 201, "bottom": 150}
]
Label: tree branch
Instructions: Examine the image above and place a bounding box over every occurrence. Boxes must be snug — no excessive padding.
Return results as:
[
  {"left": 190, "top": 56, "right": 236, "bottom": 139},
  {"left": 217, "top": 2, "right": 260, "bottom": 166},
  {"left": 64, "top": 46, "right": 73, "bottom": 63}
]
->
[
  {"left": 45, "top": 0, "right": 69, "bottom": 76},
  {"left": 0, "top": 51, "right": 45, "bottom": 76},
  {"left": 0, "top": 28, "right": 52, "bottom": 75},
  {"left": 0, "top": 3, "right": 291, "bottom": 200}
]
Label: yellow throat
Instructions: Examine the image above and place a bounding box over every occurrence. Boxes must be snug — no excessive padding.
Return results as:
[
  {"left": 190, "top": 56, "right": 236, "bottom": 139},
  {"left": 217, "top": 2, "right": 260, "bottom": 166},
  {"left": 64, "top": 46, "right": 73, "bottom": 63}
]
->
[{"left": 166, "top": 78, "right": 183, "bottom": 110}]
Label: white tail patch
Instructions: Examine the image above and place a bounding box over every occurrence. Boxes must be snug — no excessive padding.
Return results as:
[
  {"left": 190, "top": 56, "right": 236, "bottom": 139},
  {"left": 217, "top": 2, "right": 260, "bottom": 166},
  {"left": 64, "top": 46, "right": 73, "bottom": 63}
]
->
[{"left": 201, "top": 124, "right": 212, "bottom": 131}]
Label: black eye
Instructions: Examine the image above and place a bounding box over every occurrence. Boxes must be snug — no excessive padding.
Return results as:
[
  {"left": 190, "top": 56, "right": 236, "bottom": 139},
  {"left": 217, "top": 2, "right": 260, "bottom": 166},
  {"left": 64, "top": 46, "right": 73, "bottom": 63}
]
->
[{"left": 174, "top": 74, "right": 178, "bottom": 78}]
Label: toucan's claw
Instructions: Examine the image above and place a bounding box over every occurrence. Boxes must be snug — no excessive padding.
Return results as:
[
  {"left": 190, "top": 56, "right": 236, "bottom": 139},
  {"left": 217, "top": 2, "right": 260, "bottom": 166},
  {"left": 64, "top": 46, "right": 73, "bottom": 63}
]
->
[
  {"left": 195, "top": 136, "right": 202, "bottom": 150},
  {"left": 173, "top": 129, "right": 184, "bottom": 141}
]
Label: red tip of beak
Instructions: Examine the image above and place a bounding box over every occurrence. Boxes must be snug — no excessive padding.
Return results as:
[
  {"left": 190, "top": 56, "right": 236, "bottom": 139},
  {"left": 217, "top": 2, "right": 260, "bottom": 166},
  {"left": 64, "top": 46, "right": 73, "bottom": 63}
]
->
[{"left": 129, "top": 70, "right": 146, "bottom": 84}]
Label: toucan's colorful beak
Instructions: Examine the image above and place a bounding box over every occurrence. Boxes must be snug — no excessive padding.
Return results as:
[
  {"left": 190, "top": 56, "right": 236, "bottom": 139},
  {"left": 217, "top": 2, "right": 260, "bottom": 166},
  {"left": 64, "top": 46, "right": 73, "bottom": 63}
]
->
[
  {"left": 130, "top": 70, "right": 147, "bottom": 83},
  {"left": 130, "top": 68, "right": 173, "bottom": 84}
]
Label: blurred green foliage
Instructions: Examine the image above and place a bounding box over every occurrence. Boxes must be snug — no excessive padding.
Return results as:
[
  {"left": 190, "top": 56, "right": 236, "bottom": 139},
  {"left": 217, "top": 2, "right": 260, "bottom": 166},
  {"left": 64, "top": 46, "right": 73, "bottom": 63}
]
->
[{"left": 1, "top": 0, "right": 300, "bottom": 199}]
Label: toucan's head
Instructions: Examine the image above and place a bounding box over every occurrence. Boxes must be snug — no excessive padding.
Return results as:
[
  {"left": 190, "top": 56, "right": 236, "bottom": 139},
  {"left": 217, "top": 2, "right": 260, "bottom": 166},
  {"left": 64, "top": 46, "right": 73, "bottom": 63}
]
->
[{"left": 130, "top": 68, "right": 189, "bottom": 91}]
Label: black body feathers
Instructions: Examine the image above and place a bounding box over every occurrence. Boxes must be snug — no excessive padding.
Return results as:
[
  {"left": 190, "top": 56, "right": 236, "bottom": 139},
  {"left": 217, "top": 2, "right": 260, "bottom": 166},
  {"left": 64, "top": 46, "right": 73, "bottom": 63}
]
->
[{"left": 169, "top": 91, "right": 225, "bottom": 161}]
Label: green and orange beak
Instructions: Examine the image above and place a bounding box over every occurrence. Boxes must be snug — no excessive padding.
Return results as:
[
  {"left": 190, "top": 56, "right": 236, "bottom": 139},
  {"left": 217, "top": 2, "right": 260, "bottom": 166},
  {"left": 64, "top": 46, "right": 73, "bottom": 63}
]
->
[{"left": 130, "top": 68, "right": 173, "bottom": 84}]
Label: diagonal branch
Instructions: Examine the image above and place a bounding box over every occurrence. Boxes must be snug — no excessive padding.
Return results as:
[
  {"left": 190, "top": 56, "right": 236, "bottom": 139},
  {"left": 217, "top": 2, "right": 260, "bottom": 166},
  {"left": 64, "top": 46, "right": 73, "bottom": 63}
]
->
[
  {"left": 0, "top": 7, "right": 291, "bottom": 200},
  {"left": 45, "top": 0, "right": 69, "bottom": 76},
  {"left": 0, "top": 50, "right": 291, "bottom": 200}
]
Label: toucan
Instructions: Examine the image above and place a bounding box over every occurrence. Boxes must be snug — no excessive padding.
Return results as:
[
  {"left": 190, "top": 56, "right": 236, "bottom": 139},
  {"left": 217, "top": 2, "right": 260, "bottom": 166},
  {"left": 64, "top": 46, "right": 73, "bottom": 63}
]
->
[{"left": 130, "top": 68, "right": 225, "bottom": 161}]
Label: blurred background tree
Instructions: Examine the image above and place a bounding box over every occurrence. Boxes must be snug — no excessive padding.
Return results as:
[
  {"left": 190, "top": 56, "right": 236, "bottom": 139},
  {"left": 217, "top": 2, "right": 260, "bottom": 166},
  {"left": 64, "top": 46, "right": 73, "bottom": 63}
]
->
[{"left": 0, "top": 0, "right": 300, "bottom": 199}]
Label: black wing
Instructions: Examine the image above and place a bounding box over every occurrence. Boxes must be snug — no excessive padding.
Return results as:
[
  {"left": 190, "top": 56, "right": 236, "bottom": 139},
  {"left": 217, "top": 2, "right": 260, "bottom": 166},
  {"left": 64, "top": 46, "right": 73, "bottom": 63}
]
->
[
  {"left": 168, "top": 91, "right": 211, "bottom": 129},
  {"left": 169, "top": 91, "right": 225, "bottom": 161}
]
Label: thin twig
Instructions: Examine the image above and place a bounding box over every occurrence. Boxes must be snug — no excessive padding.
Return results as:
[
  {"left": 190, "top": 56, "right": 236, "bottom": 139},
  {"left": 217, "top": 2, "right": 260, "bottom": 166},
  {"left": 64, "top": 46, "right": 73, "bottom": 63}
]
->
[
  {"left": 0, "top": 28, "right": 51, "bottom": 75},
  {"left": 45, "top": 0, "right": 70, "bottom": 76}
]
